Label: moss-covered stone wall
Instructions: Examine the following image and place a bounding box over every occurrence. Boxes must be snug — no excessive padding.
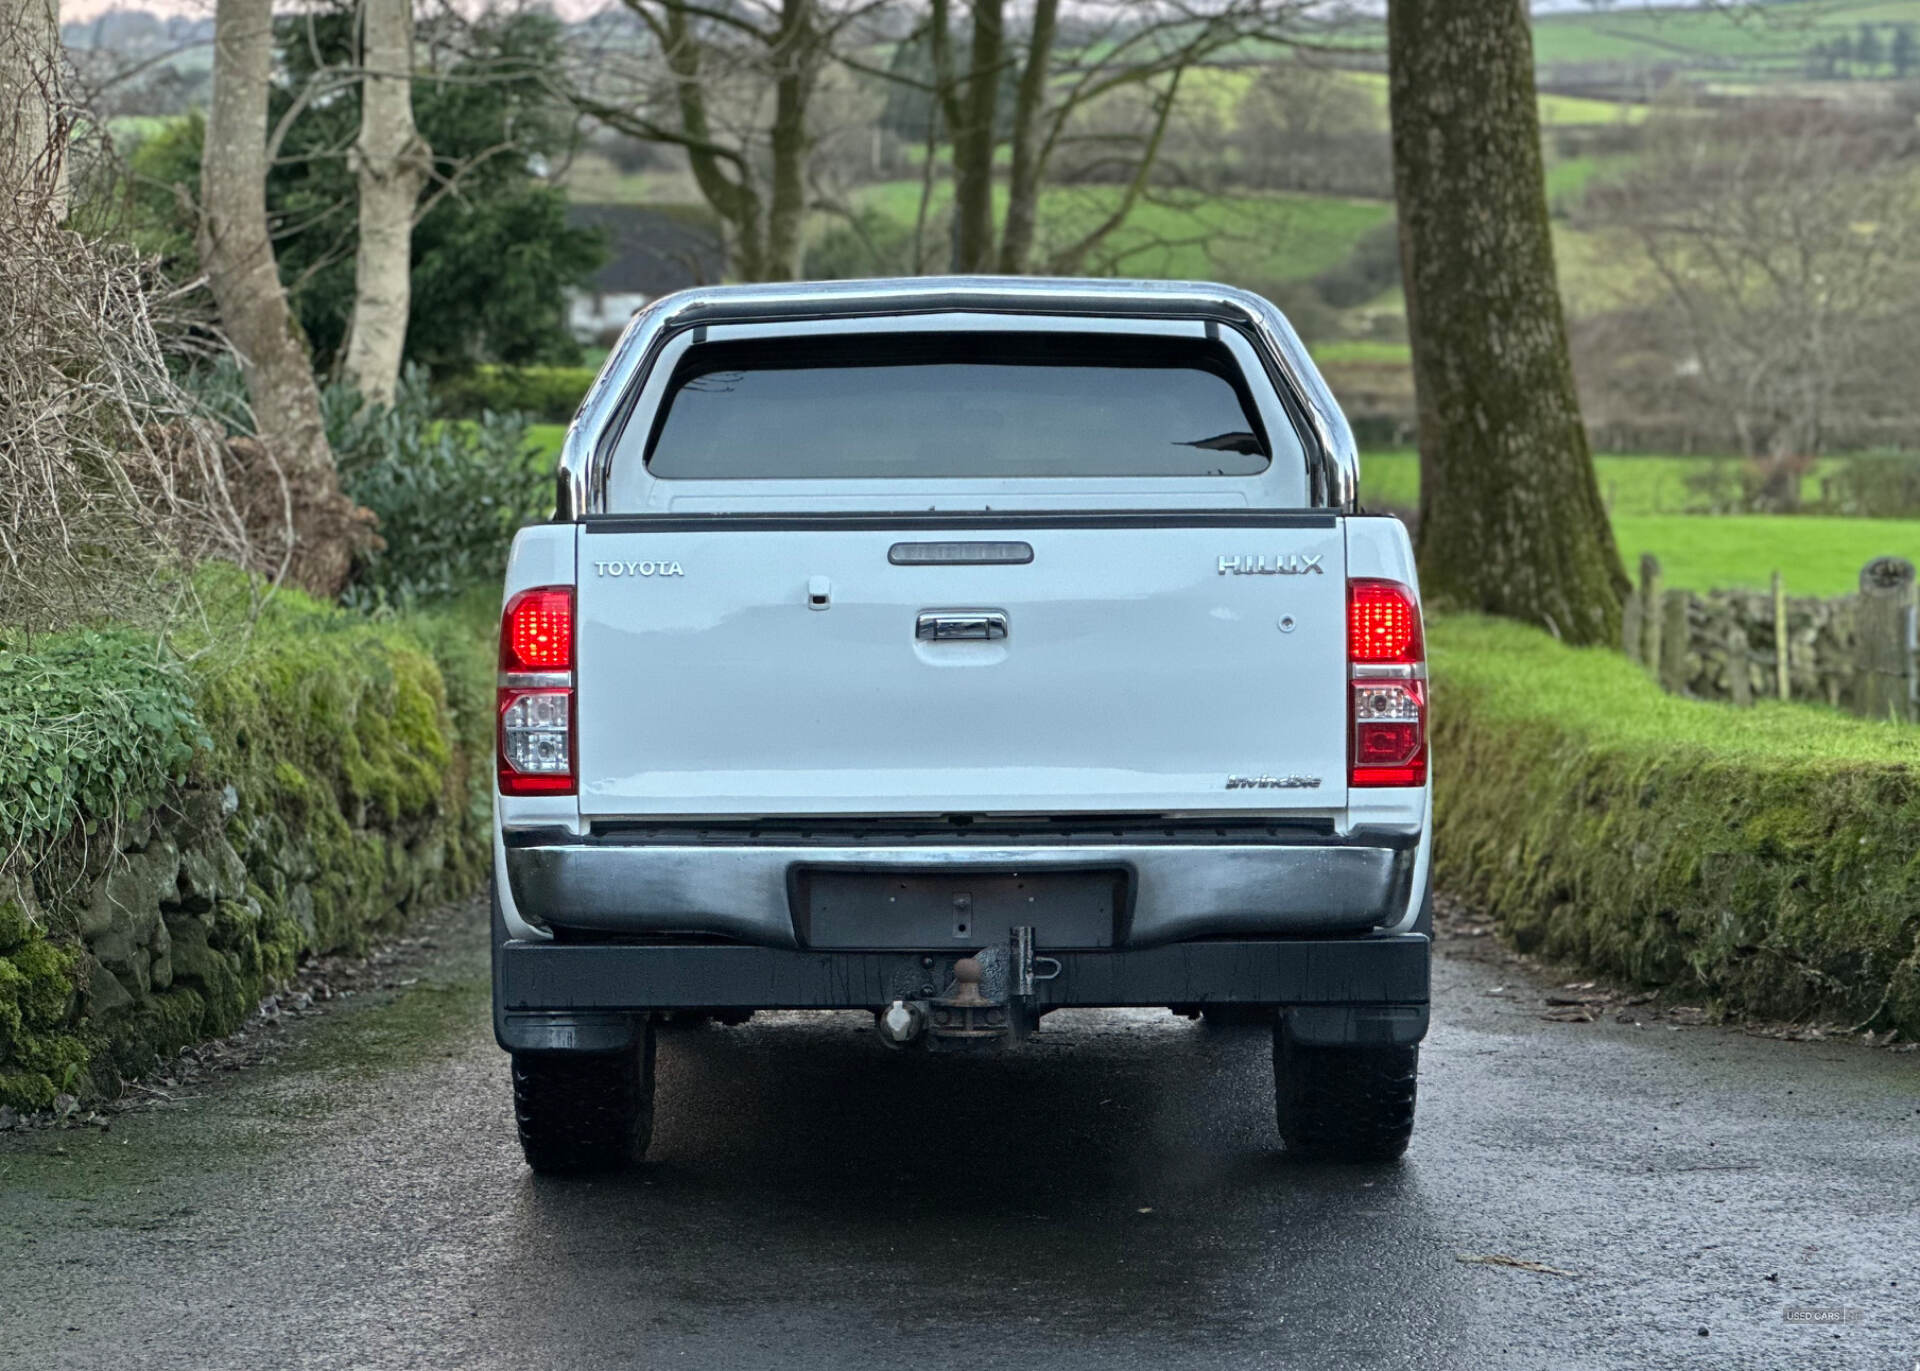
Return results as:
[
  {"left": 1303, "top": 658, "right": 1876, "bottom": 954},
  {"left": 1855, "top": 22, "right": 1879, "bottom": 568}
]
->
[
  {"left": 0, "top": 586, "right": 493, "bottom": 1109},
  {"left": 1431, "top": 615, "right": 1920, "bottom": 1036}
]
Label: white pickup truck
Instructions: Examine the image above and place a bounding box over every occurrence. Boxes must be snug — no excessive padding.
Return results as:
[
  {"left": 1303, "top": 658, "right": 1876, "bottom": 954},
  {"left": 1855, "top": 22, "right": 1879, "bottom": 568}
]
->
[{"left": 491, "top": 278, "right": 1431, "bottom": 1173}]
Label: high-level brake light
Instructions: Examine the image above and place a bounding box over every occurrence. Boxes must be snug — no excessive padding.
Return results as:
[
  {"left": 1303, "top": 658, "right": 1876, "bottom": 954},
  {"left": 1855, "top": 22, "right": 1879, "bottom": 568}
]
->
[
  {"left": 1348, "top": 579, "right": 1427, "bottom": 788},
  {"left": 498, "top": 587, "right": 576, "bottom": 796}
]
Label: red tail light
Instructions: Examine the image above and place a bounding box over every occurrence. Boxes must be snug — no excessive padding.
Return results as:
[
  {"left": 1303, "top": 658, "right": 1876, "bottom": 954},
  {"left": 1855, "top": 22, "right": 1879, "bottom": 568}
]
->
[
  {"left": 500, "top": 587, "right": 573, "bottom": 673},
  {"left": 1348, "top": 579, "right": 1427, "bottom": 788},
  {"left": 1348, "top": 579, "right": 1425, "bottom": 665},
  {"left": 499, "top": 587, "right": 575, "bottom": 796}
]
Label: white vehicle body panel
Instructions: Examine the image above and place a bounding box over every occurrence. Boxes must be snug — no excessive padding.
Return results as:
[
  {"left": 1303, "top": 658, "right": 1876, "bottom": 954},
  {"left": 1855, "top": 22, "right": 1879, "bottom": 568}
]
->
[
  {"left": 493, "top": 278, "right": 1431, "bottom": 945},
  {"left": 574, "top": 520, "right": 1348, "bottom": 817}
]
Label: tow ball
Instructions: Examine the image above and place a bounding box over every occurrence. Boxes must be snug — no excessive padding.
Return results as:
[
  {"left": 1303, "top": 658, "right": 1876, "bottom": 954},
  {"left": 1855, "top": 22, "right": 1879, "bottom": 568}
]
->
[
  {"left": 930, "top": 956, "right": 1004, "bottom": 1044},
  {"left": 876, "top": 927, "right": 1060, "bottom": 1051}
]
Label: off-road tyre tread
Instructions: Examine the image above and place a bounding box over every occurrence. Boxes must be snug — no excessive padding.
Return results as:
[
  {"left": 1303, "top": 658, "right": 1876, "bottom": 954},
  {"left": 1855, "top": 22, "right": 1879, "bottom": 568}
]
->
[
  {"left": 1272, "top": 1033, "right": 1417, "bottom": 1162},
  {"left": 513, "top": 1028, "right": 656, "bottom": 1176}
]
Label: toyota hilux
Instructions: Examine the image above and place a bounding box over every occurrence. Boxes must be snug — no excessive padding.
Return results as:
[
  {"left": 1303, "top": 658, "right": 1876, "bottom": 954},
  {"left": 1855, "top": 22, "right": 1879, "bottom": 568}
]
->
[{"left": 491, "top": 277, "right": 1431, "bottom": 1173}]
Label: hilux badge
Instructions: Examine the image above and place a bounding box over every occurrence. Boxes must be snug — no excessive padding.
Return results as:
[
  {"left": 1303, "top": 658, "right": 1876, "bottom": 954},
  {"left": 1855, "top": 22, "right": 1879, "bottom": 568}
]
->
[{"left": 1218, "top": 554, "right": 1323, "bottom": 576}]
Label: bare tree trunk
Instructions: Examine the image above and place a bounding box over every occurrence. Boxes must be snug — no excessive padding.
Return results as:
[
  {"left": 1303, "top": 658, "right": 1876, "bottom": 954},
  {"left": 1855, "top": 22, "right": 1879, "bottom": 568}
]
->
[
  {"left": 1387, "top": 0, "right": 1626, "bottom": 646},
  {"left": 202, "top": 0, "right": 370, "bottom": 597},
  {"left": 764, "top": 0, "right": 815, "bottom": 282},
  {"left": 1, "top": 0, "right": 65, "bottom": 219},
  {"left": 661, "top": 0, "right": 767, "bottom": 279},
  {"left": 948, "top": 0, "right": 1002, "bottom": 272},
  {"left": 995, "top": 0, "right": 1057, "bottom": 275},
  {"left": 341, "top": 0, "right": 429, "bottom": 406}
]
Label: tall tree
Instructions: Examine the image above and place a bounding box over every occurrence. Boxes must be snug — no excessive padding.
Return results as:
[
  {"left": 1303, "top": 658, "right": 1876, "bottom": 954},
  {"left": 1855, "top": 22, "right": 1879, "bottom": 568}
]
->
[
  {"left": 1590, "top": 106, "right": 1918, "bottom": 498},
  {"left": 1, "top": 0, "right": 64, "bottom": 219},
  {"left": 202, "top": 0, "right": 370, "bottom": 594},
  {"left": 918, "top": 0, "right": 1296, "bottom": 276},
  {"left": 574, "top": 0, "right": 835, "bottom": 282},
  {"left": 1387, "top": 0, "right": 1626, "bottom": 646},
  {"left": 125, "top": 9, "right": 601, "bottom": 374},
  {"left": 341, "top": 0, "right": 429, "bottom": 404}
]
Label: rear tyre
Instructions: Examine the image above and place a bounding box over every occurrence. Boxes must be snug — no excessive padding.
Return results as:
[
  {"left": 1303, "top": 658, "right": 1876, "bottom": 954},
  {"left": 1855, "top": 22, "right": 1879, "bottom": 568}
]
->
[
  {"left": 513, "top": 1023, "right": 656, "bottom": 1176},
  {"left": 1272, "top": 1025, "right": 1417, "bottom": 1162}
]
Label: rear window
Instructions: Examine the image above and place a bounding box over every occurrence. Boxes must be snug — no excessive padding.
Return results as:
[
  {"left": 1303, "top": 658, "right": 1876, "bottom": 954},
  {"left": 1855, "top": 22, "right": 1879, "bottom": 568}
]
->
[{"left": 634, "top": 333, "right": 1281, "bottom": 481}]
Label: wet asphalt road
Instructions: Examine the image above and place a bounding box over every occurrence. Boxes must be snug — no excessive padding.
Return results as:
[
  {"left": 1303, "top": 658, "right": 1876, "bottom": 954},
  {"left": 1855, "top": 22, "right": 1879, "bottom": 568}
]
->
[{"left": 2, "top": 900, "right": 1917, "bottom": 1371}]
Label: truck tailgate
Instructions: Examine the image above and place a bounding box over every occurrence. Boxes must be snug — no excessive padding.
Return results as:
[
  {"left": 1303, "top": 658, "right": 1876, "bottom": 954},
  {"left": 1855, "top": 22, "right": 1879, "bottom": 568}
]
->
[{"left": 574, "top": 517, "right": 1348, "bottom": 816}]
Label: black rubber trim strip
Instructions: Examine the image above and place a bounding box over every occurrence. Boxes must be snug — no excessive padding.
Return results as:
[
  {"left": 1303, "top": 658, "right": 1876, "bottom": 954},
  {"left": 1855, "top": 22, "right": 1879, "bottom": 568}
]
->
[
  {"left": 581, "top": 510, "right": 1338, "bottom": 534},
  {"left": 539, "top": 818, "right": 1393, "bottom": 848},
  {"left": 495, "top": 934, "right": 1431, "bottom": 1014}
]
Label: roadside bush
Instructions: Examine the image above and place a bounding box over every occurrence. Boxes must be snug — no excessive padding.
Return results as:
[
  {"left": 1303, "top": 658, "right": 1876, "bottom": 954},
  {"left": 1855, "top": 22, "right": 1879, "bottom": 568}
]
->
[
  {"left": 435, "top": 364, "right": 596, "bottom": 424},
  {"left": 1312, "top": 218, "right": 1402, "bottom": 309},
  {"left": 0, "top": 568, "right": 496, "bottom": 1108},
  {"left": 808, "top": 208, "right": 918, "bottom": 281},
  {"left": 1821, "top": 453, "right": 1920, "bottom": 517},
  {"left": 1, "top": 144, "right": 255, "bottom": 631},
  {"left": 0, "top": 630, "right": 205, "bottom": 867},
  {"left": 327, "top": 370, "right": 548, "bottom": 607},
  {"left": 1431, "top": 615, "right": 1920, "bottom": 1036}
]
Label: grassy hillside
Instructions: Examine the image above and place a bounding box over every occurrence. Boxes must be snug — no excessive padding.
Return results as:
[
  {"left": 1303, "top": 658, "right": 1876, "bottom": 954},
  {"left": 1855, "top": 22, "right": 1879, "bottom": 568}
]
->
[
  {"left": 855, "top": 181, "right": 1393, "bottom": 284},
  {"left": 1532, "top": 0, "right": 1920, "bottom": 76}
]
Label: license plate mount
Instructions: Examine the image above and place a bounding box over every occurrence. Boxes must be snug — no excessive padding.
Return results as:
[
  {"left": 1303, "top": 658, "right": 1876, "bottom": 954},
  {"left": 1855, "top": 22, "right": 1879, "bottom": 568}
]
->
[{"left": 792, "top": 868, "right": 1126, "bottom": 950}]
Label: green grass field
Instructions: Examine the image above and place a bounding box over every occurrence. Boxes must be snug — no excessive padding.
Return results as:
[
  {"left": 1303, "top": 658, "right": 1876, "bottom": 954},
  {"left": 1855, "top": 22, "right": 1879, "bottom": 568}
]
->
[
  {"left": 1610, "top": 515, "right": 1917, "bottom": 596},
  {"left": 104, "top": 115, "right": 174, "bottom": 145},
  {"left": 1360, "top": 451, "right": 1849, "bottom": 520},
  {"left": 529, "top": 423, "right": 568, "bottom": 459},
  {"left": 1332, "top": 69, "right": 1645, "bottom": 128},
  {"left": 1312, "top": 340, "right": 1413, "bottom": 367},
  {"left": 1531, "top": 0, "right": 1920, "bottom": 76},
  {"left": 855, "top": 181, "right": 1393, "bottom": 284},
  {"left": 1361, "top": 452, "right": 1908, "bottom": 592}
]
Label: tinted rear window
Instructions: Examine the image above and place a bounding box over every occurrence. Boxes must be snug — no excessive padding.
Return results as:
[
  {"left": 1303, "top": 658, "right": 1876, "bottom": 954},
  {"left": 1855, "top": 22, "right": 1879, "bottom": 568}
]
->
[{"left": 637, "top": 333, "right": 1277, "bottom": 480}]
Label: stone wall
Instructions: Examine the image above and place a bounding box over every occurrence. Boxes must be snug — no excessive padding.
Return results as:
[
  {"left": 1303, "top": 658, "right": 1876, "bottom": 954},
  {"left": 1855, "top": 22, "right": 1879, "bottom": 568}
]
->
[
  {"left": 1642, "top": 588, "right": 1861, "bottom": 709},
  {"left": 0, "top": 591, "right": 491, "bottom": 1110},
  {"left": 1432, "top": 615, "right": 1920, "bottom": 1041},
  {"left": 1623, "top": 556, "right": 1915, "bottom": 719}
]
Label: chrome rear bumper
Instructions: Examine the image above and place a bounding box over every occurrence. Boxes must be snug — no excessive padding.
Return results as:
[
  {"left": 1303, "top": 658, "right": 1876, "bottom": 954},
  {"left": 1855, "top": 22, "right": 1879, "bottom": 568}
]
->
[{"left": 502, "top": 831, "right": 1417, "bottom": 948}]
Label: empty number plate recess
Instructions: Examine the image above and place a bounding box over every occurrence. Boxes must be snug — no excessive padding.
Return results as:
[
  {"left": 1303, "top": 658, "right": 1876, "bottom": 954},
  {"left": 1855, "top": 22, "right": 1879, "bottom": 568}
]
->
[{"left": 793, "top": 870, "right": 1126, "bottom": 950}]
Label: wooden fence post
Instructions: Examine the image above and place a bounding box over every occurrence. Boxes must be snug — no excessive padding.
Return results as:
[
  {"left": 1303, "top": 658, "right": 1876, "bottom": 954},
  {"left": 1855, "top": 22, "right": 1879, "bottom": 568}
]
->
[
  {"left": 1727, "top": 615, "right": 1752, "bottom": 707},
  {"left": 1772, "top": 571, "right": 1789, "bottom": 702},
  {"left": 1856, "top": 557, "right": 1917, "bottom": 723},
  {"left": 1659, "top": 589, "right": 1691, "bottom": 696},
  {"left": 1640, "top": 554, "right": 1663, "bottom": 679}
]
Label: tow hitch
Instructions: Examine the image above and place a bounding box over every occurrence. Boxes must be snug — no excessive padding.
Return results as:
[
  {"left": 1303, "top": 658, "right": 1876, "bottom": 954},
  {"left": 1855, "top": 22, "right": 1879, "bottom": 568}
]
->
[{"left": 875, "top": 926, "right": 1060, "bottom": 1052}]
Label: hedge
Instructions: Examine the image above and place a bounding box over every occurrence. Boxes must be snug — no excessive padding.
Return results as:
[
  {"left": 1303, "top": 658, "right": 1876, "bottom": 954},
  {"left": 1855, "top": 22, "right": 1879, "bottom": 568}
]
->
[
  {"left": 1431, "top": 614, "right": 1920, "bottom": 1035},
  {"left": 0, "top": 573, "right": 495, "bottom": 1109},
  {"left": 434, "top": 365, "right": 595, "bottom": 424}
]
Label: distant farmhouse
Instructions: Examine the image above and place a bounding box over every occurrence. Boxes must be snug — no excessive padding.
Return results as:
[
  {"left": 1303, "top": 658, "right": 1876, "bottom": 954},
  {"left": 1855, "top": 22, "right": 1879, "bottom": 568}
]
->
[{"left": 565, "top": 204, "right": 726, "bottom": 345}]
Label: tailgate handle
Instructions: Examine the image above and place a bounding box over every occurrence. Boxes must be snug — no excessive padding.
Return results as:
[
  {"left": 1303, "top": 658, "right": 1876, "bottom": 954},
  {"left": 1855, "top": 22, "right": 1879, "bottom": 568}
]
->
[{"left": 916, "top": 610, "right": 1008, "bottom": 642}]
